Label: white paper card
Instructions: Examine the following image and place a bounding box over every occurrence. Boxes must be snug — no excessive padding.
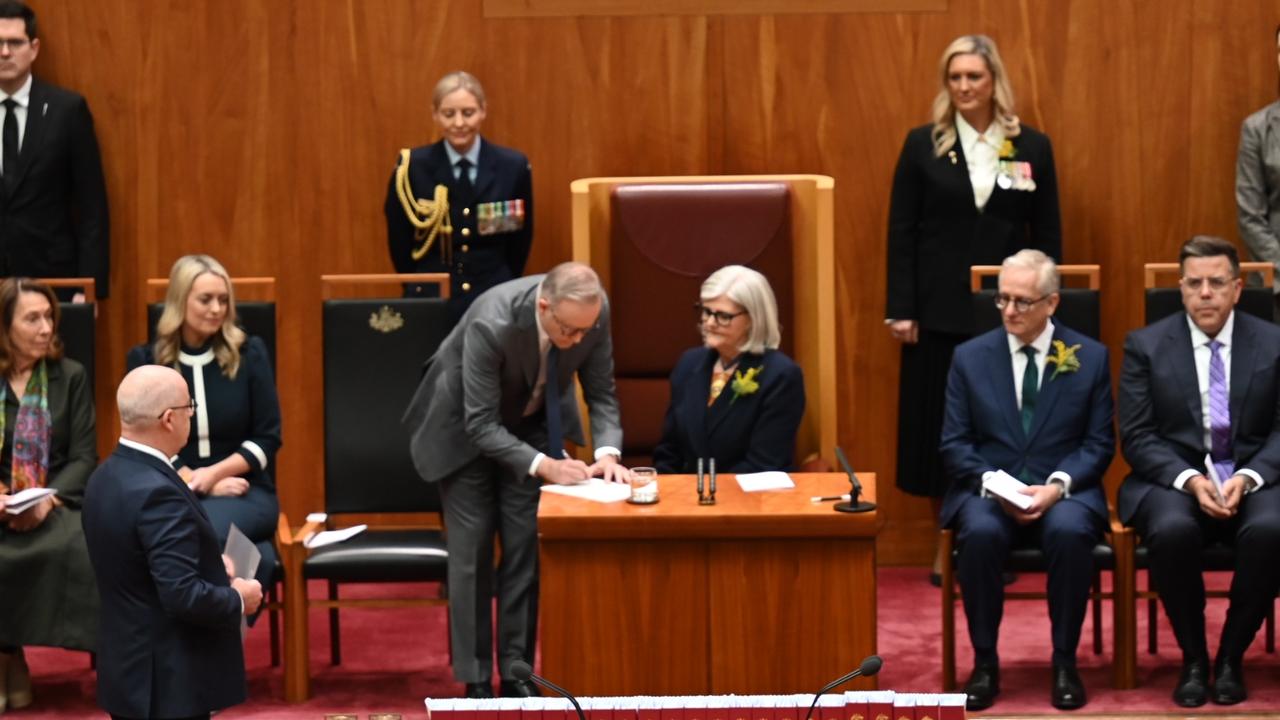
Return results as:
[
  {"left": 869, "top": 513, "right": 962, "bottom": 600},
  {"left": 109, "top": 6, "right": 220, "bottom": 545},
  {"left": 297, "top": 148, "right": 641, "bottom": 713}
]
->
[
  {"left": 735, "top": 471, "right": 795, "bottom": 492},
  {"left": 5, "top": 487, "right": 57, "bottom": 514},
  {"left": 304, "top": 524, "right": 368, "bottom": 549},
  {"left": 540, "top": 478, "right": 631, "bottom": 503},
  {"left": 981, "top": 469, "right": 1034, "bottom": 510}
]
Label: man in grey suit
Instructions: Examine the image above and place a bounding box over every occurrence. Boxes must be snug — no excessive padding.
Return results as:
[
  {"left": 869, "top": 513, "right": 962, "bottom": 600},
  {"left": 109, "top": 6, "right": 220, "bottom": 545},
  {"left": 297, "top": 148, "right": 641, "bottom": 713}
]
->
[
  {"left": 403, "top": 261, "right": 629, "bottom": 698},
  {"left": 1236, "top": 59, "right": 1280, "bottom": 313}
]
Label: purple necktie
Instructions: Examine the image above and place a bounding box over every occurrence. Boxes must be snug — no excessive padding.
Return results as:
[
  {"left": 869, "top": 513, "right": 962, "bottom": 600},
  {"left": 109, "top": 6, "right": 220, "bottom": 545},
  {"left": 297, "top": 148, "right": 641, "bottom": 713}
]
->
[{"left": 1208, "top": 339, "right": 1234, "bottom": 481}]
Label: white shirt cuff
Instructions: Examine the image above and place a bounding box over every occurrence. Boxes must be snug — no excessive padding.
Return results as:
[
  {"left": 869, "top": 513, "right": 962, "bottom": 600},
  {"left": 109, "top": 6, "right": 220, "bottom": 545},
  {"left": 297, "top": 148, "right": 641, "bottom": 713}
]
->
[
  {"left": 594, "top": 446, "right": 621, "bottom": 462},
  {"left": 1238, "top": 468, "right": 1264, "bottom": 493},
  {"left": 1174, "top": 468, "right": 1201, "bottom": 492},
  {"left": 528, "top": 453, "right": 547, "bottom": 478},
  {"left": 1047, "top": 471, "right": 1072, "bottom": 497}
]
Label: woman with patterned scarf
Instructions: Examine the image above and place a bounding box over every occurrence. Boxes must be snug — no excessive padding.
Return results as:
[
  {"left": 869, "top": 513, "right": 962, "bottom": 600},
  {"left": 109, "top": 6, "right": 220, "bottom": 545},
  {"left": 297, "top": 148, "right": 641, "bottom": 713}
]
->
[{"left": 0, "top": 278, "right": 98, "bottom": 713}]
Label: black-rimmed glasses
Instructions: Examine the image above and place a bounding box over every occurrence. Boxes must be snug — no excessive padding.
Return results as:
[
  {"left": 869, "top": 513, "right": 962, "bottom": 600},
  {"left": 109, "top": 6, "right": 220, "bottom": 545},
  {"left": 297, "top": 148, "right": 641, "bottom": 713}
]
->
[
  {"left": 158, "top": 398, "right": 198, "bottom": 419},
  {"left": 994, "top": 294, "right": 1051, "bottom": 313},
  {"left": 695, "top": 303, "right": 746, "bottom": 327}
]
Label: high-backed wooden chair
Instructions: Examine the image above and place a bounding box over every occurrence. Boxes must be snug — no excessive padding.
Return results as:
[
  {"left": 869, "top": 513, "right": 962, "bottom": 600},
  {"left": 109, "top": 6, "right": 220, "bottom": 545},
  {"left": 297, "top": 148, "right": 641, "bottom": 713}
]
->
[
  {"left": 277, "top": 273, "right": 453, "bottom": 703},
  {"left": 569, "top": 175, "right": 836, "bottom": 468},
  {"left": 940, "top": 265, "right": 1136, "bottom": 690},
  {"left": 1117, "top": 262, "right": 1278, "bottom": 684}
]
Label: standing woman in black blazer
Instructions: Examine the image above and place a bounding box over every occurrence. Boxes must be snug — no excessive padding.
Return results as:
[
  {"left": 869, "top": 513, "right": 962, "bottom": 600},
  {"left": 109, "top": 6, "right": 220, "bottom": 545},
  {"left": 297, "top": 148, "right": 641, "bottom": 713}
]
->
[
  {"left": 386, "top": 71, "right": 533, "bottom": 320},
  {"left": 885, "top": 35, "right": 1061, "bottom": 581},
  {"left": 653, "top": 265, "right": 805, "bottom": 474}
]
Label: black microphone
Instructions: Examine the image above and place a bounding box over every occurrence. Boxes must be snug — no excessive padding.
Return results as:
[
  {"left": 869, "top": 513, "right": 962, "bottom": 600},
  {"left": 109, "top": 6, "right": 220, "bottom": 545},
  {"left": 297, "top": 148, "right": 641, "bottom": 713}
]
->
[
  {"left": 833, "top": 446, "right": 876, "bottom": 514},
  {"left": 509, "top": 661, "right": 586, "bottom": 720},
  {"left": 802, "top": 655, "right": 883, "bottom": 720}
]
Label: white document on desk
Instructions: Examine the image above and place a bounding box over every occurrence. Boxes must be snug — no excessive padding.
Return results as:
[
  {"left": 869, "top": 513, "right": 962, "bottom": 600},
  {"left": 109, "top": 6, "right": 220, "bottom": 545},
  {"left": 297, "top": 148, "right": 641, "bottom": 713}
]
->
[
  {"left": 304, "top": 524, "right": 367, "bottom": 549},
  {"left": 735, "top": 471, "right": 795, "bottom": 492},
  {"left": 981, "top": 469, "right": 1034, "bottom": 510},
  {"left": 540, "top": 478, "right": 631, "bottom": 503}
]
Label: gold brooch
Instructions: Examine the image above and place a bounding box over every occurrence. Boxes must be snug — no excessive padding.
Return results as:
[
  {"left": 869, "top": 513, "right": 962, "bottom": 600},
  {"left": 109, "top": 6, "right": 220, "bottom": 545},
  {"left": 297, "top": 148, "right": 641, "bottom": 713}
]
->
[{"left": 368, "top": 305, "right": 405, "bottom": 333}]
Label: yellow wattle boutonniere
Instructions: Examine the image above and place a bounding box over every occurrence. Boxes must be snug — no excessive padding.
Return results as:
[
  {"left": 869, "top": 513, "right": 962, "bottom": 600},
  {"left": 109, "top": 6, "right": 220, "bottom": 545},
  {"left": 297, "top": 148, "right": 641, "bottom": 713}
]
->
[
  {"left": 730, "top": 367, "right": 762, "bottom": 404},
  {"left": 999, "top": 139, "right": 1017, "bottom": 159},
  {"left": 1046, "top": 339, "right": 1082, "bottom": 380}
]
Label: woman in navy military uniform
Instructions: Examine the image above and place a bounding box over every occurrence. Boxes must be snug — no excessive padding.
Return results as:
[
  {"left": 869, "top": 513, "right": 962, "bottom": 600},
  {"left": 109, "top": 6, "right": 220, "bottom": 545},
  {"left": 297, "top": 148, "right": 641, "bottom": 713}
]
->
[
  {"left": 126, "top": 255, "right": 282, "bottom": 589},
  {"left": 653, "top": 265, "right": 805, "bottom": 474},
  {"left": 386, "top": 71, "right": 534, "bottom": 320}
]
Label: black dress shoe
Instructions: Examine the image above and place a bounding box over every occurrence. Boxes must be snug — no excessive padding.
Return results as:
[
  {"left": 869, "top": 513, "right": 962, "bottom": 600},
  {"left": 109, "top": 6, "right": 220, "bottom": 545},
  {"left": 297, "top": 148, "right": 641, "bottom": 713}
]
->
[
  {"left": 500, "top": 679, "right": 541, "bottom": 698},
  {"left": 1051, "top": 663, "right": 1087, "bottom": 710},
  {"left": 964, "top": 663, "right": 1000, "bottom": 711},
  {"left": 465, "top": 682, "right": 494, "bottom": 699},
  {"left": 1212, "top": 659, "right": 1247, "bottom": 705},
  {"left": 1173, "top": 658, "right": 1209, "bottom": 708}
]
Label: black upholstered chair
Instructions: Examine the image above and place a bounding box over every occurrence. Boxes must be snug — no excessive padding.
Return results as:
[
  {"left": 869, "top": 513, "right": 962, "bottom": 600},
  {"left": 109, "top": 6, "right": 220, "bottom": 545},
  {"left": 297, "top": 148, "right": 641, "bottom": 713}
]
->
[
  {"left": 278, "top": 273, "right": 452, "bottom": 703},
  {"left": 941, "top": 265, "right": 1135, "bottom": 691},
  {"left": 1128, "top": 262, "right": 1277, "bottom": 664},
  {"left": 42, "top": 278, "right": 97, "bottom": 391}
]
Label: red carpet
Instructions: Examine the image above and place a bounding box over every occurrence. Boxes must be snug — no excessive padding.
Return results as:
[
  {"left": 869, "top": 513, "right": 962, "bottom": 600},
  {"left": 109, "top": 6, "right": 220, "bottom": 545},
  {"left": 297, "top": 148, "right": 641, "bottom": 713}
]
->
[{"left": 16, "top": 571, "right": 1280, "bottom": 717}]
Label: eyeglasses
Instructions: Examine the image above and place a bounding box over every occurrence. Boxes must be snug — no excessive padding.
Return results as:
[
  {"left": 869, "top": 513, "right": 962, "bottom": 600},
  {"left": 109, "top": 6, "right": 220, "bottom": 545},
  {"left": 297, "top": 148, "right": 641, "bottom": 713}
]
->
[
  {"left": 0, "top": 39, "right": 30, "bottom": 51},
  {"left": 994, "top": 294, "right": 1051, "bottom": 313},
  {"left": 158, "top": 398, "right": 198, "bottom": 419},
  {"left": 1180, "top": 276, "right": 1235, "bottom": 292},
  {"left": 548, "top": 306, "right": 596, "bottom": 339},
  {"left": 695, "top": 303, "right": 747, "bottom": 327}
]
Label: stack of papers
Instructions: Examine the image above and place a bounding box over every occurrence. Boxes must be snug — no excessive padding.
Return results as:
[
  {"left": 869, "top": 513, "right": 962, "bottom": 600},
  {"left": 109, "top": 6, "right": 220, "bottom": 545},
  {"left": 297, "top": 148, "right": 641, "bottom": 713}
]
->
[
  {"left": 735, "top": 471, "right": 796, "bottom": 492},
  {"left": 5, "top": 487, "right": 57, "bottom": 514},
  {"left": 981, "top": 470, "right": 1033, "bottom": 510},
  {"left": 540, "top": 478, "right": 632, "bottom": 503}
]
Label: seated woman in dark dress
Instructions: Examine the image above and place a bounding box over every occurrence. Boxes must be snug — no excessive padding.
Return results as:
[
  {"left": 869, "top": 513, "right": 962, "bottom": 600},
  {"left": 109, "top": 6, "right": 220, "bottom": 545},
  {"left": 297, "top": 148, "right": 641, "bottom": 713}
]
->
[
  {"left": 0, "top": 279, "right": 97, "bottom": 713},
  {"left": 127, "top": 255, "right": 282, "bottom": 590},
  {"left": 653, "top": 265, "right": 805, "bottom": 474}
]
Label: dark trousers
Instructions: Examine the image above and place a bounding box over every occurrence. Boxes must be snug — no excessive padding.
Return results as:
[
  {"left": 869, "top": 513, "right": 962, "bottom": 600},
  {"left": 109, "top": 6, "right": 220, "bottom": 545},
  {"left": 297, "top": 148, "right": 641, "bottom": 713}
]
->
[
  {"left": 1130, "top": 484, "right": 1280, "bottom": 663},
  {"left": 954, "top": 494, "right": 1103, "bottom": 667},
  {"left": 440, "top": 453, "right": 542, "bottom": 683},
  {"left": 111, "top": 714, "right": 210, "bottom": 720}
]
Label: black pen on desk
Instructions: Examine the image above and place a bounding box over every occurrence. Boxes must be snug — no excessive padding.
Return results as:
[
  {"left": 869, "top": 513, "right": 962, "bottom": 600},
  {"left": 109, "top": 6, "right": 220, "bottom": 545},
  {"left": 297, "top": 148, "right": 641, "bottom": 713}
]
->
[{"left": 811, "top": 494, "right": 853, "bottom": 503}]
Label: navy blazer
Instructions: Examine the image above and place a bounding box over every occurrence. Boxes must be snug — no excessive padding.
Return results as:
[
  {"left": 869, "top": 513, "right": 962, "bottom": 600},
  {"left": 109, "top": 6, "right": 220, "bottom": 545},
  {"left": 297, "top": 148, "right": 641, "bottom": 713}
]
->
[
  {"left": 652, "top": 347, "right": 805, "bottom": 474},
  {"left": 1118, "top": 311, "right": 1280, "bottom": 524},
  {"left": 82, "top": 445, "right": 245, "bottom": 718},
  {"left": 885, "top": 123, "right": 1061, "bottom": 334},
  {"left": 0, "top": 77, "right": 110, "bottom": 297},
  {"left": 939, "top": 323, "right": 1115, "bottom": 528},
  {"left": 385, "top": 137, "right": 533, "bottom": 314}
]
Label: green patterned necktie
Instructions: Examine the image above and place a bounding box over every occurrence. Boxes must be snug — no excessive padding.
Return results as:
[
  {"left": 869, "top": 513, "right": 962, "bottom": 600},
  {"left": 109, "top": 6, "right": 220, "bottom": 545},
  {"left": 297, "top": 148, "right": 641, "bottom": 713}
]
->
[{"left": 1020, "top": 345, "right": 1039, "bottom": 434}]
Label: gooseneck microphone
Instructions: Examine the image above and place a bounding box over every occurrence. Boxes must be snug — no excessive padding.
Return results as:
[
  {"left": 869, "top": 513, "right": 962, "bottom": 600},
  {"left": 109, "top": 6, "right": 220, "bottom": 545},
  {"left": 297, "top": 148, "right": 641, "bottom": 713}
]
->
[
  {"left": 509, "top": 661, "right": 587, "bottom": 720},
  {"left": 801, "top": 655, "right": 884, "bottom": 720},
  {"left": 833, "top": 446, "right": 876, "bottom": 514}
]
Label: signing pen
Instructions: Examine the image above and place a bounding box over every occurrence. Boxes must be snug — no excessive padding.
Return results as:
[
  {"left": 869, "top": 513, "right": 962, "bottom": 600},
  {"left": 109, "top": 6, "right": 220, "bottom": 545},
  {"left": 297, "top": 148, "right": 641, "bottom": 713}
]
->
[{"left": 810, "top": 494, "right": 853, "bottom": 503}]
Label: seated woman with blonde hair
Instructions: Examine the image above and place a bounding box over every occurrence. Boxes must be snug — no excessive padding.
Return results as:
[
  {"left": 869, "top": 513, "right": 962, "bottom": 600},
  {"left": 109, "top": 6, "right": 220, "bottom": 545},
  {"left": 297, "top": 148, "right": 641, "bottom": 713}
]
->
[
  {"left": 653, "top": 265, "right": 805, "bottom": 474},
  {"left": 0, "top": 278, "right": 97, "bottom": 713},
  {"left": 127, "top": 255, "right": 282, "bottom": 589}
]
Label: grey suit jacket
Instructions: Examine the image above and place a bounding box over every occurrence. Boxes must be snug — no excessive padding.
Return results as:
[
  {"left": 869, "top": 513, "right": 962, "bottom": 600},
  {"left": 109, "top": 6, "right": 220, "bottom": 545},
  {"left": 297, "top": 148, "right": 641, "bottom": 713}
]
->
[
  {"left": 1237, "top": 99, "right": 1280, "bottom": 288},
  {"left": 403, "top": 274, "right": 623, "bottom": 483}
]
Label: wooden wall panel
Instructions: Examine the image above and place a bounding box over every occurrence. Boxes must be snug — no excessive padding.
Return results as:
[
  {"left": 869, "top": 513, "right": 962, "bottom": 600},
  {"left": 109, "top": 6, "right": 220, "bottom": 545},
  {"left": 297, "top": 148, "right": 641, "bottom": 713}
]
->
[{"left": 27, "top": 0, "right": 1280, "bottom": 563}]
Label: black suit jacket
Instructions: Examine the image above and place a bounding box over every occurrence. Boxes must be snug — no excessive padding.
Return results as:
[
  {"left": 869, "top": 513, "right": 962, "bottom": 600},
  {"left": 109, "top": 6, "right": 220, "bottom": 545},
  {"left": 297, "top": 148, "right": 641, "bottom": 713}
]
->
[
  {"left": 939, "top": 323, "right": 1114, "bottom": 528},
  {"left": 652, "top": 347, "right": 805, "bottom": 474},
  {"left": 885, "top": 123, "right": 1061, "bottom": 334},
  {"left": 1118, "top": 311, "right": 1280, "bottom": 524},
  {"left": 0, "top": 77, "right": 110, "bottom": 297},
  {"left": 82, "top": 445, "right": 245, "bottom": 718},
  {"left": 385, "top": 137, "right": 533, "bottom": 314}
]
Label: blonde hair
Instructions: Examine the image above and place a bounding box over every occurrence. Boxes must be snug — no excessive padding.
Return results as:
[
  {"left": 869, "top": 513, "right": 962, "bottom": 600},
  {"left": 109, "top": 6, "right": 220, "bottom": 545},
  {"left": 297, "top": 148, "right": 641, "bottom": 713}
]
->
[
  {"left": 700, "top": 265, "right": 782, "bottom": 355},
  {"left": 930, "top": 34, "right": 1021, "bottom": 157},
  {"left": 432, "top": 71, "right": 487, "bottom": 110},
  {"left": 152, "top": 255, "right": 245, "bottom": 378}
]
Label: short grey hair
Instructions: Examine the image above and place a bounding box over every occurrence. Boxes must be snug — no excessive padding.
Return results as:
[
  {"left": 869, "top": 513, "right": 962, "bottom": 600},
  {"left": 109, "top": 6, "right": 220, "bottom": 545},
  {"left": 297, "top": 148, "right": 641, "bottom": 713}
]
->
[
  {"left": 117, "top": 365, "right": 186, "bottom": 427},
  {"left": 1000, "top": 249, "right": 1060, "bottom": 296},
  {"left": 540, "top": 262, "right": 604, "bottom": 305},
  {"left": 701, "top": 265, "right": 781, "bottom": 355}
]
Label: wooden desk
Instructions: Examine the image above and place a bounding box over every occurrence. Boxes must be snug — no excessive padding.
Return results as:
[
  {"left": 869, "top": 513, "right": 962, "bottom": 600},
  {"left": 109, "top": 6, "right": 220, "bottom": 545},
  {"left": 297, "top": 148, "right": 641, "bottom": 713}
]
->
[{"left": 538, "top": 472, "right": 879, "bottom": 696}]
